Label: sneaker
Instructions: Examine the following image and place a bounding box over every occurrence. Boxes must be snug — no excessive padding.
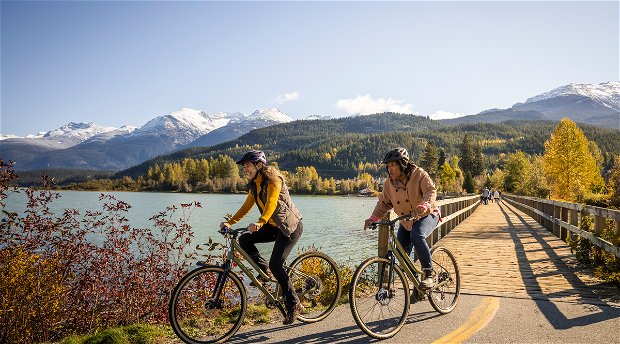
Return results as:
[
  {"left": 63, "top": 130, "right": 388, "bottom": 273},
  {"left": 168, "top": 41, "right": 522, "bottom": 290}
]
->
[
  {"left": 249, "top": 269, "right": 274, "bottom": 287},
  {"left": 420, "top": 271, "right": 434, "bottom": 289},
  {"left": 283, "top": 303, "right": 303, "bottom": 325},
  {"left": 410, "top": 288, "right": 426, "bottom": 304}
]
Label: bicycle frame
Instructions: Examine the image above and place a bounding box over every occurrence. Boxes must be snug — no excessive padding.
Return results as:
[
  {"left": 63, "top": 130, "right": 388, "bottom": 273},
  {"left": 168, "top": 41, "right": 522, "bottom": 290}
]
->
[
  {"left": 210, "top": 229, "right": 318, "bottom": 317},
  {"left": 379, "top": 223, "right": 453, "bottom": 292}
]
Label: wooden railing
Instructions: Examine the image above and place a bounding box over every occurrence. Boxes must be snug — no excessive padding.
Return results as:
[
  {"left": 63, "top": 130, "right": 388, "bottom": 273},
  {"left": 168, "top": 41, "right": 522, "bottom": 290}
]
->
[
  {"left": 378, "top": 195, "right": 480, "bottom": 256},
  {"left": 503, "top": 195, "right": 620, "bottom": 259}
]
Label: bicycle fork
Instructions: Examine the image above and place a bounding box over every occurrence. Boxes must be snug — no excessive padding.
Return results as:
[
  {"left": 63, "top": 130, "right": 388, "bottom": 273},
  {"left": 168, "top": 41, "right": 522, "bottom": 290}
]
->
[
  {"left": 376, "top": 251, "right": 396, "bottom": 302},
  {"left": 206, "top": 260, "right": 233, "bottom": 310}
]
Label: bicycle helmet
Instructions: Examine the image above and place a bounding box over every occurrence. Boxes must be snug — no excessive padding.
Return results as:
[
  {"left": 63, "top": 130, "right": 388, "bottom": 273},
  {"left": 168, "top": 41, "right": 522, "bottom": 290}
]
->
[
  {"left": 382, "top": 147, "right": 409, "bottom": 164},
  {"left": 236, "top": 150, "right": 267, "bottom": 165}
]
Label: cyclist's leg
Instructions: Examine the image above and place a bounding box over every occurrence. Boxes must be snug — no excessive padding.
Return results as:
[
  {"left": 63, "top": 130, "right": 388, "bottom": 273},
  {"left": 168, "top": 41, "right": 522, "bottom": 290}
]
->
[
  {"left": 410, "top": 215, "right": 440, "bottom": 277},
  {"left": 269, "top": 221, "right": 303, "bottom": 309},
  {"left": 396, "top": 224, "right": 413, "bottom": 256},
  {"left": 239, "top": 225, "right": 278, "bottom": 273}
]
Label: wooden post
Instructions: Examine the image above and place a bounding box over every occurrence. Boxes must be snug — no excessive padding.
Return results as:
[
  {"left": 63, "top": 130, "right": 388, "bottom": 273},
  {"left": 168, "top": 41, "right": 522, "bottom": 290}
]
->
[
  {"left": 560, "top": 206, "right": 568, "bottom": 241},
  {"left": 546, "top": 203, "right": 553, "bottom": 231},
  {"left": 378, "top": 210, "right": 397, "bottom": 258},
  {"left": 553, "top": 204, "right": 561, "bottom": 237},
  {"left": 569, "top": 208, "right": 579, "bottom": 243},
  {"left": 593, "top": 214, "right": 605, "bottom": 265}
]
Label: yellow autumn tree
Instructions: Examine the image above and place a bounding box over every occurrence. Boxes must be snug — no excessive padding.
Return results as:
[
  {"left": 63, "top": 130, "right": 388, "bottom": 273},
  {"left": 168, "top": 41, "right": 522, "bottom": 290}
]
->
[{"left": 542, "top": 118, "right": 603, "bottom": 201}]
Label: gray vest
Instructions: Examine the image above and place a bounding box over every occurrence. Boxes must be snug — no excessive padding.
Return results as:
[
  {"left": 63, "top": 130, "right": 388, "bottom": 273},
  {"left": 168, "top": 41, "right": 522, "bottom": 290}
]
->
[{"left": 248, "top": 173, "right": 303, "bottom": 237}]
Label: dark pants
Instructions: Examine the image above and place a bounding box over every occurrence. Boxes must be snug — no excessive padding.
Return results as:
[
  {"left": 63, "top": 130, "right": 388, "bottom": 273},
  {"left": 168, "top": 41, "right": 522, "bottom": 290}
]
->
[
  {"left": 397, "top": 214, "right": 439, "bottom": 274},
  {"left": 238, "top": 222, "right": 303, "bottom": 307}
]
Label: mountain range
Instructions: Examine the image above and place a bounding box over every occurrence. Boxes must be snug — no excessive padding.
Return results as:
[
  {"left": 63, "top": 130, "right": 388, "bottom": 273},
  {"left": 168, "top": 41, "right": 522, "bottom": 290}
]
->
[
  {"left": 1, "top": 108, "right": 293, "bottom": 170},
  {"left": 1, "top": 81, "right": 618, "bottom": 171}
]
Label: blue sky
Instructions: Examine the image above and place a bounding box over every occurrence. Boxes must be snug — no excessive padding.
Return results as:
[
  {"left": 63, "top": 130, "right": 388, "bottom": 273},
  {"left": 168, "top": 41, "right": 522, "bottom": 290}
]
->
[{"left": 1, "top": 1, "right": 618, "bottom": 136}]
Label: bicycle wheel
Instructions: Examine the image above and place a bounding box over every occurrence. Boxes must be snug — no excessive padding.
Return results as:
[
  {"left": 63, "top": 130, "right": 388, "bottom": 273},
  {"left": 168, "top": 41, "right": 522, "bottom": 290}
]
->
[
  {"left": 169, "top": 266, "right": 246, "bottom": 344},
  {"left": 428, "top": 246, "right": 460, "bottom": 314},
  {"left": 288, "top": 251, "right": 341, "bottom": 322},
  {"left": 349, "top": 257, "right": 410, "bottom": 339}
]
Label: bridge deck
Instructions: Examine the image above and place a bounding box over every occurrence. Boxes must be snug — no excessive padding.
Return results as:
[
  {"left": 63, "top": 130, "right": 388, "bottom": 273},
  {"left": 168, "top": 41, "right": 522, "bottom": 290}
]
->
[{"left": 438, "top": 200, "right": 619, "bottom": 305}]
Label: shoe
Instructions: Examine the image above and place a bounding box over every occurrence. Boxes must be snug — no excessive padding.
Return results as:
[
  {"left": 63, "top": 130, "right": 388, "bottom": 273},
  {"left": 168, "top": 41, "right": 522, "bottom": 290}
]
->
[
  {"left": 249, "top": 269, "right": 274, "bottom": 287},
  {"left": 420, "top": 271, "right": 434, "bottom": 289},
  {"left": 283, "top": 303, "right": 303, "bottom": 325},
  {"left": 410, "top": 288, "right": 426, "bottom": 304}
]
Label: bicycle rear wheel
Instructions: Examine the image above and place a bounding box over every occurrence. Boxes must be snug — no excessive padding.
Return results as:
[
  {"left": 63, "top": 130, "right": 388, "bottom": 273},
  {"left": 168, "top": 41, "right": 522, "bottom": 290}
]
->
[
  {"left": 428, "top": 246, "right": 460, "bottom": 314},
  {"left": 169, "top": 266, "right": 246, "bottom": 344},
  {"left": 349, "top": 257, "right": 410, "bottom": 339},
  {"left": 288, "top": 251, "right": 341, "bottom": 322}
]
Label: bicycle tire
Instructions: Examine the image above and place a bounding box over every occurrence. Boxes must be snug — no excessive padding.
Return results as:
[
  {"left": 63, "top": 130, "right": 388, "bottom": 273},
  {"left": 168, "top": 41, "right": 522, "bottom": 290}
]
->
[
  {"left": 288, "top": 250, "right": 341, "bottom": 322},
  {"left": 349, "top": 257, "right": 410, "bottom": 339},
  {"left": 428, "top": 246, "right": 460, "bottom": 314},
  {"left": 169, "top": 265, "right": 247, "bottom": 344}
]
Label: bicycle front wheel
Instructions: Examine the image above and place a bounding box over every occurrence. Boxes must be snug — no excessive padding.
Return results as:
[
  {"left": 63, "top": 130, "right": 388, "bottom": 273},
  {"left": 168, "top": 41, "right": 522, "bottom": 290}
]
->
[
  {"left": 349, "top": 257, "right": 410, "bottom": 339},
  {"left": 428, "top": 246, "right": 460, "bottom": 314},
  {"left": 288, "top": 251, "right": 341, "bottom": 322},
  {"left": 169, "top": 266, "right": 246, "bottom": 344}
]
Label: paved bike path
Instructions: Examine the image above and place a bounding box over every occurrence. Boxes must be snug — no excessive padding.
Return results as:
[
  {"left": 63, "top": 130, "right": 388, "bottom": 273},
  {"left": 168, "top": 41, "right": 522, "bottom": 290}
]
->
[
  {"left": 226, "top": 293, "right": 620, "bottom": 343},
  {"left": 439, "top": 200, "right": 618, "bottom": 305},
  {"left": 224, "top": 200, "right": 620, "bottom": 343}
]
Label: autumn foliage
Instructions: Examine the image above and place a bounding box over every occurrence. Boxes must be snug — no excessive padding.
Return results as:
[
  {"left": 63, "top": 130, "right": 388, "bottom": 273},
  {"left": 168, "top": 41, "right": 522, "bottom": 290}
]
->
[
  {"left": 0, "top": 159, "right": 199, "bottom": 343},
  {"left": 543, "top": 118, "right": 604, "bottom": 201}
]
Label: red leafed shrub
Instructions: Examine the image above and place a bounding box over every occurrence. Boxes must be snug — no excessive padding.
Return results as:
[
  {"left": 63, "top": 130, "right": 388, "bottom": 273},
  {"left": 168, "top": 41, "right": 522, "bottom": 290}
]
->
[{"left": 0, "top": 159, "right": 200, "bottom": 343}]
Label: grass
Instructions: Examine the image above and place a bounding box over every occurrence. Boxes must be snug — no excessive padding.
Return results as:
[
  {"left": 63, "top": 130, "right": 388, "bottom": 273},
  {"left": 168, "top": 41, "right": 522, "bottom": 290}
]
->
[{"left": 60, "top": 324, "right": 174, "bottom": 344}]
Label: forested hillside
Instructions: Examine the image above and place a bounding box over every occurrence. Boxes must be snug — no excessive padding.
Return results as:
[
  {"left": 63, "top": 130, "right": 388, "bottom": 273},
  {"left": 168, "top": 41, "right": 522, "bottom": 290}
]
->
[{"left": 116, "top": 113, "right": 620, "bottom": 179}]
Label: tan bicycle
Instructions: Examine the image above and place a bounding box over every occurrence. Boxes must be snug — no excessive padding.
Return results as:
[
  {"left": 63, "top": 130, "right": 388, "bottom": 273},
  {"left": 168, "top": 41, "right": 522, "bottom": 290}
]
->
[
  {"left": 349, "top": 213, "right": 460, "bottom": 339},
  {"left": 169, "top": 226, "right": 342, "bottom": 343}
]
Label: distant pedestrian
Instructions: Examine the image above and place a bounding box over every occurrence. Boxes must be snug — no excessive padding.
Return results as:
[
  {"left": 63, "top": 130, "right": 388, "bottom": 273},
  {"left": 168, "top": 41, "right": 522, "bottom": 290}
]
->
[
  {"left": 481, "top": 187, "right": 490, "bottom": 205},
  {"left": 493, "top": 190, "right": 500, "bottom": 203}
]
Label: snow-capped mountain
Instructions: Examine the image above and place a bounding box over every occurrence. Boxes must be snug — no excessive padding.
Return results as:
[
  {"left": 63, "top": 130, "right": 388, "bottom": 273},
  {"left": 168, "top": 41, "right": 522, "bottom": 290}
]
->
[
  {"left": 444, "top": 81, "right": 619, "bottom": 128},
  {"left": 43, "top": 122, "right": 118, "bottom": 143},
  {"left": 133, "top": 108, "right": 243, "bottom": 145},
  {"left": 187, "top": 108, "right": 293, "bottom": 148},
  {"left": 1, "top": 122, "right": 118, "bottom": 145},
  {"left": 1, "top": 107, "right": 292, "bottom": 170},
  {"left": 246, "top": 108, "right": 293, "bottom": 124},
  {"left": 524, "top": 82, "right": 619, "bottom": 111},
  {"left": 83, "top": 125, "right": 137, "bottom": 143},
  {"left": 0, "top": 134, "right": 20, "bottom": 141}
]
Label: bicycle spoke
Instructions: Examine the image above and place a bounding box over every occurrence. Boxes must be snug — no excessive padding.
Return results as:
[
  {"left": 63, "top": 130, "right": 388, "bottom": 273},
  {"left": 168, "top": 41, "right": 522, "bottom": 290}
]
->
[
  {"left": 289, "top": 252, "right": 341, "bottom": 322},
  {"left": 170, "top": 267, "right": 246, "bottom": 343},
  {"left": 428, "top": 247, "right": 460, "bottom": 314},
  {"left": 350, "top": 258, "right": 409, "bottom": 339}
]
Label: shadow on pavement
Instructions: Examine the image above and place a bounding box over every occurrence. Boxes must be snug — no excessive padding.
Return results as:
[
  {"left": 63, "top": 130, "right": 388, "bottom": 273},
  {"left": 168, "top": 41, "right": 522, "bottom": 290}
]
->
[{"left": 498, "top": 201, "right": 620, "bottom": 329}]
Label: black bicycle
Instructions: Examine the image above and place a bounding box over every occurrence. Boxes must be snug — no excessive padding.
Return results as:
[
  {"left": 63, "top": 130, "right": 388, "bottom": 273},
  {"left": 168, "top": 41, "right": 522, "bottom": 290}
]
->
[
  {"left": 169, "top": 226, "right": 342, "bottom": 343},
  {"left": 350, "top": 214, "right": 461, "bottom": 339}
]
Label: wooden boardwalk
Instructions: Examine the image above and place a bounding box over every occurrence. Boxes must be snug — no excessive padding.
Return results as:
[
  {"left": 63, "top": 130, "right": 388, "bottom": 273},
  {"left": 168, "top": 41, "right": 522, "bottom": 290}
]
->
[{"left": 437, "top": 200, "right": 619, "bottom": 305}]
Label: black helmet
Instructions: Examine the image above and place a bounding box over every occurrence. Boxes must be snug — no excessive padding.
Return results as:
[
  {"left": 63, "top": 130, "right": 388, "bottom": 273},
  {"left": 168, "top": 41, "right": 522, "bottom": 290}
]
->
[
  {"left": 236, "top": 150, "right": 267, "bottom": 165},
  {"left": 382, "top": 147, "right": 409, "bottom": 164}
]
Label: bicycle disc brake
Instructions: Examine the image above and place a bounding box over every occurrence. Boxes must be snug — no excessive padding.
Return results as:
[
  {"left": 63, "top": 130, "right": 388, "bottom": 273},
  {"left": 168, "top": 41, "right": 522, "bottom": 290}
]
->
[
  {"left": 204, "top": 298, "right": 224, "bottom": 310},
  {"left": 298, "top": 276, "right": 322, "bottom": 300}
]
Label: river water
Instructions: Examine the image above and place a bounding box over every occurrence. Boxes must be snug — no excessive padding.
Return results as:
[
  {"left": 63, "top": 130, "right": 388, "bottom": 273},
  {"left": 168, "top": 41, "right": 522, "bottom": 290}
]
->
[{"left": 4, "top": 190, "right": 382, "bottom": 265}]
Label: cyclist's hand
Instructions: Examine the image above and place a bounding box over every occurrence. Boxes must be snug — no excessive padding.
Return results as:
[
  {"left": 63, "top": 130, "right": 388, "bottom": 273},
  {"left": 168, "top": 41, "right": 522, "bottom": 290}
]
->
[
  {"left": 415, "top": 203, "right": 429, "bottom": 217},
  {"left": 248, "top": 222, "right": 261, "bottom": 233},
  {"left": 364, "top": 215, "right": 380, "bottom": 230},
  {"left": 219, "top": 222, "right": 230, "bottom": 230}
]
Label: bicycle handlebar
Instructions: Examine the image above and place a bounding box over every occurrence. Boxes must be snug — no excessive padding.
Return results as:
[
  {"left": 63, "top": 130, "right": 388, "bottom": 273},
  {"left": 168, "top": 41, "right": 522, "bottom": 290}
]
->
[
  {"left": 218, "top": 226, "right": 248, "bottom": 236},
  {"left": 369, "top": 213, "right": 419, "bottom": 230}
]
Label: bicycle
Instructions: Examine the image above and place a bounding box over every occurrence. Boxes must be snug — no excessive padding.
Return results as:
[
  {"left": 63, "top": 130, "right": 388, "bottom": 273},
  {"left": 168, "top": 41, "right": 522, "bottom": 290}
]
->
[
  {"left": 169, "top": 226, "right": 342, "bottom": 344},
  {"left": 349, "top": 213, "right": 460, "bottom": 339}
]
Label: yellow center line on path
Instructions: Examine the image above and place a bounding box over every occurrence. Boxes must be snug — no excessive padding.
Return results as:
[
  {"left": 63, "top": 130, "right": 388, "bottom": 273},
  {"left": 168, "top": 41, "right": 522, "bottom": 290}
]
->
[{"left": 432, "top": 297, "right": 501, "bottom": 344}]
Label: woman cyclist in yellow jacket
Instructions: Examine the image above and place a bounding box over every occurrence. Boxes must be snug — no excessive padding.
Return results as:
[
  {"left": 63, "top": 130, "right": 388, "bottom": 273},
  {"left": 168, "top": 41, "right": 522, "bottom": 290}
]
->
[{"left": 220, "top": 150, "right": 304, "bottom": 325}]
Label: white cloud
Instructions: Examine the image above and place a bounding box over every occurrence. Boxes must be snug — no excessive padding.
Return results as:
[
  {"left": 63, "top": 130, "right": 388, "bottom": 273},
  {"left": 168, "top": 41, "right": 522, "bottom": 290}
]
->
[
  {"left": 334, "top": 95, "right": 414, "bottom": 115},
  {"left": 428, "top": 110, "right": 465, "bottom": 120},
  {"left": 274, "top": 92, "right": 300, "bottom": 104}
]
